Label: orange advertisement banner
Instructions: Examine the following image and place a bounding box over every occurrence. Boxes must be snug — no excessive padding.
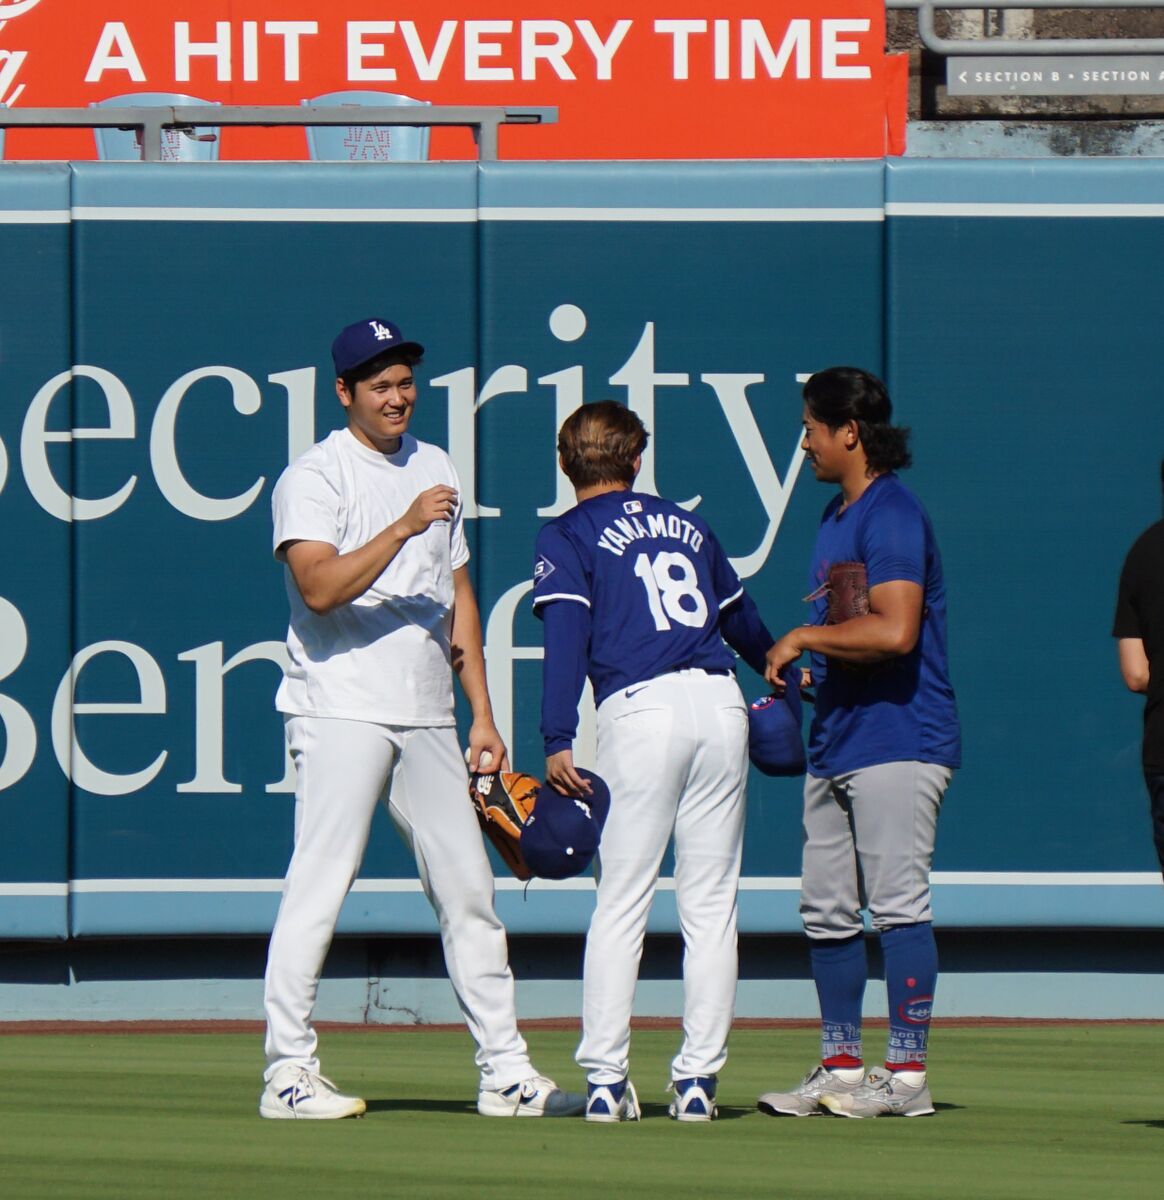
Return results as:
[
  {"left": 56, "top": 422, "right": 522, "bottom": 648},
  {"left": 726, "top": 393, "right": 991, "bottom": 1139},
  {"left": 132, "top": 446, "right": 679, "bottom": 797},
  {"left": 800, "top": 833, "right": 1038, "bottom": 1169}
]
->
[{"left": 0, "top": 1, "right": 893, "bottom": 159}]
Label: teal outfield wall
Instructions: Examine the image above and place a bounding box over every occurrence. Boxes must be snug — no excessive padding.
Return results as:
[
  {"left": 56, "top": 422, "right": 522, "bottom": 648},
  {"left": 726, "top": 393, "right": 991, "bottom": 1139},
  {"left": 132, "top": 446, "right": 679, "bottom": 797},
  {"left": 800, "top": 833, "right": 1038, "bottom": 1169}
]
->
[{"left": 1, "top": 158, "right": 1162, "bottom": 941}]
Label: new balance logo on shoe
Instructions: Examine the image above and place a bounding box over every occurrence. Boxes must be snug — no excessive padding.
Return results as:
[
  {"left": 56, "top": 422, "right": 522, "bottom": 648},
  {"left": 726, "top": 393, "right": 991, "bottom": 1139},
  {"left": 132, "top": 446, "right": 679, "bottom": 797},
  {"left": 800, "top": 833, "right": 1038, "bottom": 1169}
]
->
[
  {"left": 477, "top": 1074, "right": 586, "bottom": 1118},
  {"left": 259, "top": 1067, "right": 366, "bottom": 1120}
]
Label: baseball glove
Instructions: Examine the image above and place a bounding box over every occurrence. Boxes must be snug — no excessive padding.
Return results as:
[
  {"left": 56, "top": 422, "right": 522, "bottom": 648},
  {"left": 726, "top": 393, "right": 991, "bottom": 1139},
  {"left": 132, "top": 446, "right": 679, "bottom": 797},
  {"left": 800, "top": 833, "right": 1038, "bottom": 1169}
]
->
[
  {"left": 469, "top": 770, "right": 540, "bottom": 881},
  {"left": 805, "top": 561, "right": 870, "bottom": 624}
]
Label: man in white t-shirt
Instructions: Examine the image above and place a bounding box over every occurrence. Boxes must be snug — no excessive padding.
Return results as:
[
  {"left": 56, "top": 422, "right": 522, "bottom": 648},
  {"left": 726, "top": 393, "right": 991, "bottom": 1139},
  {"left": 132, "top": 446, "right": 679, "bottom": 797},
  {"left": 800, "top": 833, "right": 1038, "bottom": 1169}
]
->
[{"left": 260, "top": 317, "right": 584, "bottom": 1121}]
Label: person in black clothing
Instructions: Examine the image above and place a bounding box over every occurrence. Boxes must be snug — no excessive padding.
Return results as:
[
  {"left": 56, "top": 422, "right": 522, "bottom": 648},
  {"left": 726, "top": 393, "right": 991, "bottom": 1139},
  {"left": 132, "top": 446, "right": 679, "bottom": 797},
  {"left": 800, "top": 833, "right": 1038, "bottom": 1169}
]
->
[{"left": 1113, "top": 458, "right": 1164, "bottom": 879}]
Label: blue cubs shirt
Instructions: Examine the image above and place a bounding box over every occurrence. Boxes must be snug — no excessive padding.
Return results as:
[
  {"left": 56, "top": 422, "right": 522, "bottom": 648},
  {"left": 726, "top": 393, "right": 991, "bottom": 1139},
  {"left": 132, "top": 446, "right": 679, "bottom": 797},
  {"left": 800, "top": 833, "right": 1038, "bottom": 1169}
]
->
[
  {"left": 806, "top": 473, "right": 960, "bottom": 776},
  {"left": 533, "top": 490, "right": 744, "bottom": 746}
]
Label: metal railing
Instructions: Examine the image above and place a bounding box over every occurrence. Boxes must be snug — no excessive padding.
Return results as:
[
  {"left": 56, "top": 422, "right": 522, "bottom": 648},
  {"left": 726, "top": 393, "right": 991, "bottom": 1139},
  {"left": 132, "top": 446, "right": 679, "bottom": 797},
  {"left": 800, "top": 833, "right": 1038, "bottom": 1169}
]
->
[
  {"left": 887, "top": 1, "right": 1164, "bottom": 56},
  {"left": 0, "top": 104, "right": 558, "bottom": 162}
]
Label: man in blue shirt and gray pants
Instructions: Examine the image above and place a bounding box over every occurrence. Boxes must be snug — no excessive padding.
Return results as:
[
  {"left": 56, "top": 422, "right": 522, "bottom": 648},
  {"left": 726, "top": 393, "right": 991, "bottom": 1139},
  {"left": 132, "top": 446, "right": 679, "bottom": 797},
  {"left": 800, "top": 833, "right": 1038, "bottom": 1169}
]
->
[{"left": 759, "top": 366, "right": 960, "bottom": 1120}]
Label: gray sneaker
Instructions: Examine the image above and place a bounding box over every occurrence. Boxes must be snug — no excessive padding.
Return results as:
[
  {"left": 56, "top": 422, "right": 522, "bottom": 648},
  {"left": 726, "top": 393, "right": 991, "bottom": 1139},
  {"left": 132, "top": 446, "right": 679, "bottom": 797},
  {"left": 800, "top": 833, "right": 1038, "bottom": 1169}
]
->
[
  {"left": 757, "top": 1065, "right": 865, "bottom": 1117},
  {"left": 819, "top": 1067, "right": 935, "bottom": 1118}
]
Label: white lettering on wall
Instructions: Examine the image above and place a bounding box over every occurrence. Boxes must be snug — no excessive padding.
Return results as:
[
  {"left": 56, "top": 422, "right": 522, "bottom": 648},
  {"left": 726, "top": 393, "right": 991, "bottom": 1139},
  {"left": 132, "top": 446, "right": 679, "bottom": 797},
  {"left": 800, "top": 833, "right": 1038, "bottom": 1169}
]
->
[
  {"left": 348, "top": 20, "right": 397, "bottom": 82},
  {"left": 654, "top": 19, "right": 706, "bottom": 81},
  {"left": 149, "top": 366, "right": 265, "bottom": 522},
  {"left": 740, "top": 18, "right": 811, "bottom": 80},
  {"left": 52, "top": 641, "right": 168, "bottom": 796},
  {"left": 429, "top": 364, "right": 523, "bottom": 520},
  {"left": 264, "top": 21, "right": 318, "bottom": 81},
  {"left": 700, "top": 372, "right": 808, "bottom": 576},
  {"left": 21, "top": 366, "right": 137, "bottom": 523},
  {"left": 0, "top": 46, "right": 28, "bottom": 106},
  {"left": 85, "top": 23, "right": 146, "bottom": 83},
  {"left": 0, "top": 597, "right": 36, "bottom": 790},
  {"left": 177, "top": 640, "right": 294, "bottom": 794},
  {"left": 484, "top": 579, "right": 597, "bottom": 763},
  {"left": 607, "top": 322, "right": 698, "bottom": 513},
  {"left": 175, "top": 21, "right": 233, "bottom": 82},
  {"left": 0, "top": 617, "right": 296, "bottom": 793},
  {"left": 400, "top": 20, "right": 457, "bottom": 81},
  {"left": 268, "top": 367, "right": 318, "bottom": 463},
  {"left": 70, "top": 17, "right": 875, "bottom": 90},
  {"left": 520, "top": 20, "right": 575, "bottom": 82},
  {"left": 465, "top": 20, "right": 514, "bottom": 81},
  {"left": 822, "top": 19, "right": 872, "bottom": 80},
  {"left": 576, "top": 20, "right": 633, "bottom": 80}
]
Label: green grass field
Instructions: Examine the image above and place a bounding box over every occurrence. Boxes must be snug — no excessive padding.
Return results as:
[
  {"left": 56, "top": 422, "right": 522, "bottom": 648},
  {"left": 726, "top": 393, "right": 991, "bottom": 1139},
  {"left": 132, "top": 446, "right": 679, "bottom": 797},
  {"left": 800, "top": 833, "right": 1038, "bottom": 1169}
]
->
[{"left": 1, "top": 1024, "right": 1159, "bottom": 1199}]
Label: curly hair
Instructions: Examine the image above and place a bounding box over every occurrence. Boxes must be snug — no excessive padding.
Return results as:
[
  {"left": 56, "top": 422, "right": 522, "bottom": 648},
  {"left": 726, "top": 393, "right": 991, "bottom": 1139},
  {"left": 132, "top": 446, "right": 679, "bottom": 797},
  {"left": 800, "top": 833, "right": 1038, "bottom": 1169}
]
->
[
  {"left": 803, "top": 366, "right": 911, "bottom": 474},
  {"left": 557, "top": 401, "right": 649, "bottom": 489}
]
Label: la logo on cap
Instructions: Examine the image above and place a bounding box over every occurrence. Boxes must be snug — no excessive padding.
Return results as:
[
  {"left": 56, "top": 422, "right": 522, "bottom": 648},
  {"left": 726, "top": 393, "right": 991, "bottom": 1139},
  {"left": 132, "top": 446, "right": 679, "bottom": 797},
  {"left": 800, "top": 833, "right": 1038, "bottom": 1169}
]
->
[{"left": 369, "top": 320, "right": 396, "bottom": 342}]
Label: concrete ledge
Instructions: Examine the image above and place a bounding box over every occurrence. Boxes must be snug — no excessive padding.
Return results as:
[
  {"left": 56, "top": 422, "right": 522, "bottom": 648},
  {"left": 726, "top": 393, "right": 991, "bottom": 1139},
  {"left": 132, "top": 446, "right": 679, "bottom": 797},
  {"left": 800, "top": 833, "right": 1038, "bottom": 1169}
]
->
[
  {"left": 905, "top": 119, "right": 1164, "bottom": 156},
  {"left": 2, "top": 931, "right": 1161, "bottom": 1022}
]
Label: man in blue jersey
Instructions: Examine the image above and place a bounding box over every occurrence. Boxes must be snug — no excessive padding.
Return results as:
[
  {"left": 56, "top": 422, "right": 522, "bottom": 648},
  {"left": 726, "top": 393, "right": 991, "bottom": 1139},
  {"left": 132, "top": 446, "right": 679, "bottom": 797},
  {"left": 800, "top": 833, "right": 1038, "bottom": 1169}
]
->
[
  {"left": 758, "top": 367, "right": 959, "bottom": 1120},
  {"left": 532, "top": 400, "right": 776, "bottom": 1123}
]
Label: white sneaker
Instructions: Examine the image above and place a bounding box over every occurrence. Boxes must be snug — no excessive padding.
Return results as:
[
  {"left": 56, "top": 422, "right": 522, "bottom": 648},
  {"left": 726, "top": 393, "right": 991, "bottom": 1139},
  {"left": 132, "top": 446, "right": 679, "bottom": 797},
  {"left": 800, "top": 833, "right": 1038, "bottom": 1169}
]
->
[
  {"left": 259, "top": 1066, "right": 366, "bottom": 1120},
  {"left": 669, "top": 1075, "right": 717, "bottom": 1122},
  {"left": 477, "top": 1074, "right": 586, "bottom": 1117},
  {"left": 585, "top": 1078, "right": 641, "bottom": 1123}
]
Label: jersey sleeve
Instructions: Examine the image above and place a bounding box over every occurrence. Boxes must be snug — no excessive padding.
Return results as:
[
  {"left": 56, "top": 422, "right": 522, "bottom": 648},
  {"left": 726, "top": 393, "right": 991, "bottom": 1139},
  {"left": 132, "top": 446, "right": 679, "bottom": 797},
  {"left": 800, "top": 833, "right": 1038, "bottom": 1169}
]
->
[
  {"left": 1113, "top": 548, "right": 1143, "bottom": 639},
  {"left": 447, "top": 464, "right": 470, "bottom": 570},
  {"left": 859, "top": 490, "right": 927, "bottom": 589},
  {"left": 531, "top": 522, "right": 591, "bottom": 612},
  {"left": 704, "top": 526, "right": 772, "bottom": 674},
  {"left": 719, "top": 591, "right": 774, "bottom": 676},
  {"left": 531, "top": 522, "right": 592, "bottom": 753},
  {"left": 540, "top": 599, "right": 591, "bottom": 754},
  {"left": 271, "top": 463, "right": 340, "bottom": 559},
  {"left": 703, "top": 525, "right": 745, "bottom": 611}
]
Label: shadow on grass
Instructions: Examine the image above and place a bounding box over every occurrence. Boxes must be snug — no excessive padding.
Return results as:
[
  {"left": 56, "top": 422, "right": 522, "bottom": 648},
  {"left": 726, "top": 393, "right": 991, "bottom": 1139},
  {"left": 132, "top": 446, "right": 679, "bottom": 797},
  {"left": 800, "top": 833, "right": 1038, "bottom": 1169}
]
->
[
  {"left": 365, "top": 1098, "right": 478, "bottom": 1116},
  {"left": 362, "top": 1099, "right": 756, "bottom": 1121},
  {"left": 709, "top": 1105, "right": 753, "bottom": 1121},
  {"left": 1122, "top": 1118, "right": 1164, "bottom": 1129}
]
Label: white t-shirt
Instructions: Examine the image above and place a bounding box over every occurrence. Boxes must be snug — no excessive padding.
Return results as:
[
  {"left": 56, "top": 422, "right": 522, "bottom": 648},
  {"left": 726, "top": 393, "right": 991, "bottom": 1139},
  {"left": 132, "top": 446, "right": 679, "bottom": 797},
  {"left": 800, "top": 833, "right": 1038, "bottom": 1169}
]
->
[{"left": 271, "top": 428, "right": 469, "bottom": 725}]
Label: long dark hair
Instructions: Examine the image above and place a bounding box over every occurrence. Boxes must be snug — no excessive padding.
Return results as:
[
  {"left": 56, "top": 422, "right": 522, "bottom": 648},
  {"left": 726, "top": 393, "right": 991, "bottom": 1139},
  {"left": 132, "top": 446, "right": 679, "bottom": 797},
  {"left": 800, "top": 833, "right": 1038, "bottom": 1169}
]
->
[{"left": 803, "top": 366, "right": 911, "bottom": 474}]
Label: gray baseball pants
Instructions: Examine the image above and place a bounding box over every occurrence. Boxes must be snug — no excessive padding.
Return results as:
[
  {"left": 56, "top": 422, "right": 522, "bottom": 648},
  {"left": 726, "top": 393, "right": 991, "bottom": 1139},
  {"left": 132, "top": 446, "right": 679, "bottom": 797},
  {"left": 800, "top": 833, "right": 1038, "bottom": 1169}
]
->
[{"left": 799, "top": 761, "right": 951, "bottom": 939}]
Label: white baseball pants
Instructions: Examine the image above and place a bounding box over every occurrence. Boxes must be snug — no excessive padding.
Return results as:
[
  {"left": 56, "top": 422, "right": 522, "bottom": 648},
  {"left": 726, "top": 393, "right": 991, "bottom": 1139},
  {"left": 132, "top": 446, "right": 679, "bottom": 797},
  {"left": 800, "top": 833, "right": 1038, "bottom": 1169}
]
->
[
  {"left": 577, "top": 669, "right": 748, "bottom": 1085},
  {"left": 263, "top": 715, "right": 533, "bottom": 1090}
]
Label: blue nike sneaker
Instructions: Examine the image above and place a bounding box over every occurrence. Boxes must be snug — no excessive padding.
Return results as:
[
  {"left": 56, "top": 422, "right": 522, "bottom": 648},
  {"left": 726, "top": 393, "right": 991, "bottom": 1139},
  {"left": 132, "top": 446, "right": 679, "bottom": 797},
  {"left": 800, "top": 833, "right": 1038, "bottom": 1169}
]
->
[
  {"left": 669, "top": 1075, "right": 717, "bottom": 1122},
  {"left": 585, "top": 1077, "right": 641, "bottom": 1123}
]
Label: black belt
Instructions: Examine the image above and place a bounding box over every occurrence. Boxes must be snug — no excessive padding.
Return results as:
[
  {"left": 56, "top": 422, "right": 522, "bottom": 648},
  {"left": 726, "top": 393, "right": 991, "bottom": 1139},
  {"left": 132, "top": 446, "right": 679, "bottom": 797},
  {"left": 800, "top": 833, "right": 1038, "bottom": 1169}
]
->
[{"left": 669, "top": 664, "right": 732, "bottom": 677}]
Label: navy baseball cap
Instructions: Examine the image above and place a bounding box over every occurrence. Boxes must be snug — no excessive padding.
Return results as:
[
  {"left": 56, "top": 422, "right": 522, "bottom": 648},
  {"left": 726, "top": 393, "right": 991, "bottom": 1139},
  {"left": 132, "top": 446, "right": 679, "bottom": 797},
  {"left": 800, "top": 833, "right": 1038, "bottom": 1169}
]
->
[
  {"left": 522, "top": 769, "right": 611, "bottom": 880},
  {"left": 748, "top": 675, "right": 806, "bottom": 777},
  {"left": 331, "top": 317, "right": 425, "bottom": 376}
]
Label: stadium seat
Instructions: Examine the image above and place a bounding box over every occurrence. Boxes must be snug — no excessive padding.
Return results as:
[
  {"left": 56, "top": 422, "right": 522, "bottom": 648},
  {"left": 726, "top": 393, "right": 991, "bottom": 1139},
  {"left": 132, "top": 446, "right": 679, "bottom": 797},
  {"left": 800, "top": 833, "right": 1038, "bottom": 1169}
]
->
[
  {"left": 301, "top": 91, "right": 431, "bottom": 162},
  {"left": 90, "top": 92, "right": 221, "bottom": 162}
]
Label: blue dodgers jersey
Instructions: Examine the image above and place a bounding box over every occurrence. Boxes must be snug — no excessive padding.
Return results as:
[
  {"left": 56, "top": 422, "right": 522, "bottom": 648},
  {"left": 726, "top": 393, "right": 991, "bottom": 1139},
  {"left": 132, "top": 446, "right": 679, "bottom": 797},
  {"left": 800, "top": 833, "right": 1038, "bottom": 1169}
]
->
[
  {"left": 806, "top": 474, "right": 961, "bottom": 775},
  {"left": 532, "top": 490, "right": 741, "bottom": 705}
]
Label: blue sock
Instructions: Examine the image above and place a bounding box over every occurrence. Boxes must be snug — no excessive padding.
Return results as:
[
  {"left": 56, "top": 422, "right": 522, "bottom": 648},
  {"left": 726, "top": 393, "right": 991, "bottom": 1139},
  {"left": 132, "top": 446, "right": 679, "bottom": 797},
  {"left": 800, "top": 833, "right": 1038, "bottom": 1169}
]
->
[
  {"left": 881, "top": 921, "right": 938, "bottom": 1070},
  {"left": 810, "top": 934, "right": 866, "bottom": 1068}
]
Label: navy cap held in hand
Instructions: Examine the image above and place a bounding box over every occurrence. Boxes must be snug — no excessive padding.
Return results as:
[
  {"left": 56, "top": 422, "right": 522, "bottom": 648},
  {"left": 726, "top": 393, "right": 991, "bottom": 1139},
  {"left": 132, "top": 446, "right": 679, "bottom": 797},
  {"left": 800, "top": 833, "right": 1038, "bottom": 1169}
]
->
[{"left": 522, "top": 769, "right": 611, "bottom": 880}]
